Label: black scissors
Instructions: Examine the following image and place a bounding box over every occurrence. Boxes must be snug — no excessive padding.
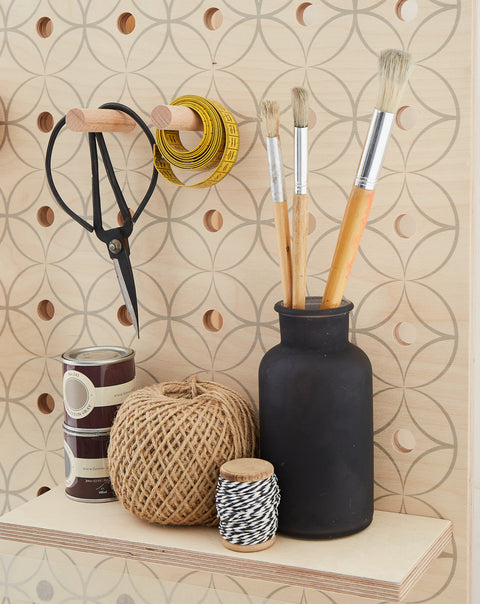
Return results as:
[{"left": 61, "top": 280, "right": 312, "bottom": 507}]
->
[{"left": 45, "top": 102, "right": 158, "bottom": 337}]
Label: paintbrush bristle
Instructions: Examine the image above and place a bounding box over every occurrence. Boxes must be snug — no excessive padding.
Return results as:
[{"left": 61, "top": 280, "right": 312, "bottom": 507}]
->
[
  {"left": 261, "top": 100, "right": 280, "bottom": 138},
  {"left": 291, "top": 87, "right": 309, "bottom": 128},
  {"left": 376, "top": 49, "right": 414, "bottom": 114}
]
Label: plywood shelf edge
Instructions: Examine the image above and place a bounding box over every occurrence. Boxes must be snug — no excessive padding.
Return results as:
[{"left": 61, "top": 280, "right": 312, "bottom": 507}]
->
[{"left": 0, "top": 487, "right": 453, "bottom": 602}]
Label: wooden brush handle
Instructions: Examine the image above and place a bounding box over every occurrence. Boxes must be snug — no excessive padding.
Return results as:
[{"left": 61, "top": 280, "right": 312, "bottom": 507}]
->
[
  {"left": 321, "top": 185, "right": 375, "bottom": 309},
  {"left": 292, "top": 193, "right": 309, "bottom": 309},
  {"left": 274, "top": 201, "right": 293, "bottom": 308}
]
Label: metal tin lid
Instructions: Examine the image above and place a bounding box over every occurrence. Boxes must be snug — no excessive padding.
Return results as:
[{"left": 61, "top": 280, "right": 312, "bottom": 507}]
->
[
  {"left": 63, "top": 423, "right": 111, "bottom": 436},
  {"left": 62, "top": 346, "right": 134, "bottom": 366}
]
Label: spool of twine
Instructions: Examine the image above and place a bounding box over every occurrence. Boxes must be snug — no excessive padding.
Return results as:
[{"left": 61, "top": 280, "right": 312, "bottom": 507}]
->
[
  {"left": 108, "top": 376, "right": 258, "bottom": 526},
  {"left": 216, "top": 458, "right": 280, "bottom": 552}
]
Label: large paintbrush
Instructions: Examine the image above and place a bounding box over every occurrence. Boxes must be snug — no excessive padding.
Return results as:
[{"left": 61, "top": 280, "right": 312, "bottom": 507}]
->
[
  {"left": 321, "top": 49, "right": 414, "bottom": 309},
  {"left": 262, "top": 100, "right": 293, "bottom": 308},
  {"left": 291, "top": 87, "right": 309, "bottom": 309}
]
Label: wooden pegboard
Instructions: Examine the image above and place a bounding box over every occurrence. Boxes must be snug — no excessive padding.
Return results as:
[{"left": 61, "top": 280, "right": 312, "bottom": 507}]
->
[{"left": 0, "top": 1, "right": 474, "bottom": 602}]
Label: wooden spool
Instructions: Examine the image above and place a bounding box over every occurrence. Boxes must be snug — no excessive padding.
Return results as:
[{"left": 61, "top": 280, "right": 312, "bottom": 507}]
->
[{"left": 218, "top": 457, "right": 276, "bottom": 553}]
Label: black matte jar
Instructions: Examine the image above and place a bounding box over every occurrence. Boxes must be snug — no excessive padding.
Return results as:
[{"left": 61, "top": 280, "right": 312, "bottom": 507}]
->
[{"left": 259, "top": 297, "right": 373, "bottom": 539}]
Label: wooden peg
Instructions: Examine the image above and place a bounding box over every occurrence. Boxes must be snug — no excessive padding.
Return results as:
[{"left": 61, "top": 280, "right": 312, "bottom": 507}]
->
[
  {"left": 66, "top": 108, "right": 136, "bottom": 133},
  {"left": 151, "top": 104, "right": 204, "bottom": 131}
]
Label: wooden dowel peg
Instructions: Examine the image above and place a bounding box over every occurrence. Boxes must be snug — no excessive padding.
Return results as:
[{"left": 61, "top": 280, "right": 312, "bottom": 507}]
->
[
  {"left": 151, "top": 104, "right": 204, "bottom": 131},
  {"left": 66, "top": 108, "right": 136, "bottom": 133}
]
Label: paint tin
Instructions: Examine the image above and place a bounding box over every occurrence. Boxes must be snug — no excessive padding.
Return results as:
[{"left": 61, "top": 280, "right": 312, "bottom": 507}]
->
[
  {"left": 62, "top": 346, "right": 135, "bottom": 430},
  {"left": 63, "top": 424, "right": 116, "bottom": 502}
]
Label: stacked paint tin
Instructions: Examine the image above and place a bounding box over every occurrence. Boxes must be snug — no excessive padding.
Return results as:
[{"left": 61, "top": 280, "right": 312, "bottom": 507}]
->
[{"left": 62, "top": 346, "right": 136, "bottom": 502}]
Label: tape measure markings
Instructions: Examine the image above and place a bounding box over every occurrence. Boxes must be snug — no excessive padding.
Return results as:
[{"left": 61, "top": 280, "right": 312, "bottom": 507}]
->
[{"left": 153, "top": 95, "right": 239, "bottom": 188}]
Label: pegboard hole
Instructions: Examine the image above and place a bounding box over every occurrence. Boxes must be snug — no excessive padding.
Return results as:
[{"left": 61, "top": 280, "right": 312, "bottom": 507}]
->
[
  {"left": 395, "top": 0, "right": 418, "bottom": 22},
  {"left": 203, "top": 309, "right": 223, "bottom": 332},
  {"left": 37, "top": 393, "right": 55, "bottom": 415},
  {"left": 393, "top": 428, "right": 416, "bottom": 453},
  {"left": 37, "top": 206, "right": 55, "bottom": 227},
  {"left": 117, "top": 208, "right": 134, "bottom": 227},
  {"left": 396, "top": 106, "right": 417, "bottom": 130},
  {"left": 117, "top": 12, "right": 136, "bottom": 34},
  {"left": 204, "top": 8, "right": 223, "bottom": 30},
  {"left": 117, "top": 305, "right": 133, "bottom": 327},
  {"left": 36, "top": 580, "right": 54, "bottom": 602},
  {"left": 37, "top": 300, "right": 55, "bottom": 321},
  {"left": 203, "top": 209, "right": 223, "bottom": 232},
  {"left": 307, "top": 212, "right": 316, "bottom": 235},
  {"left": 36, "top": 17, "right": 53, "bottom": 38},
  {"left": 37, "top": 112, "right": 54, "bottom": 133},
  {"left": 394, "top": 321, "right": 417, "bottom": 346},
  {"left": 394, "top": 214, "right": 416, "bottom": 238},
  {"left": 296, "top": 3, "right": 318, "bottom": 26},
  {"left": 36, "top": 486, "right": 51, "bottom": 496}
]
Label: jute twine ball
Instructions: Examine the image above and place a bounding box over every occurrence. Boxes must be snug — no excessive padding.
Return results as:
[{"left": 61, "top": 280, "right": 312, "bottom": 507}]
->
[{"left": 108, "top": 376, "right": 258, "bottom": 526}]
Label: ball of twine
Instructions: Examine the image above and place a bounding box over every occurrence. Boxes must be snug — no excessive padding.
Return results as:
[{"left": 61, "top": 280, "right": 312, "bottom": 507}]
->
[{"left": 108, "top": 376, "right": 258, "bottom": 526}]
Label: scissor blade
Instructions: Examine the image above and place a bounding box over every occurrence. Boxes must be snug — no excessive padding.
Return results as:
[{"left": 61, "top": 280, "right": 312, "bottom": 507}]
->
[{"left": 112, "top": 255, "right": 140, "bottom": 338}]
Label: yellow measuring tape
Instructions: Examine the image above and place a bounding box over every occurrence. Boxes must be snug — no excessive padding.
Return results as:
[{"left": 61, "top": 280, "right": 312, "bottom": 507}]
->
[{"left": 153, "top": 95, "right": 239, "bottom": 188}]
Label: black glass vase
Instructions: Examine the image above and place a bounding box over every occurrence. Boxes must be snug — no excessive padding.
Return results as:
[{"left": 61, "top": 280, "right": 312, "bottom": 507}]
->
[{"left": 259, "top": 297, "right": 373, "bottom": 539}]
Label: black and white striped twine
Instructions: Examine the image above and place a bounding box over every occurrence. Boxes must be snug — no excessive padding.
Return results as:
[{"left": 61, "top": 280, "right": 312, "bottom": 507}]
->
[{"left": 215, "top": 474, "right": 280, "bottom": 545}]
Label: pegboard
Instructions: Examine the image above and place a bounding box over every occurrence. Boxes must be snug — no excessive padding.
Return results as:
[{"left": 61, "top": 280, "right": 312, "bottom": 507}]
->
[{"left": 0, "top": 1, "right": 473, "bottom": 603}]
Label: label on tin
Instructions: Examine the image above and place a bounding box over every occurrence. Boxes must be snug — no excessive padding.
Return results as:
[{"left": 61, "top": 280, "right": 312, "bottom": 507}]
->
[
  {"left": 64, "top": 442, "right": 76, "bottom": 488},
  {"left": 73, "top": 456, "right": 110, "bottom": 479},
  {"left": 64, "top": 444, "right": 110, "bottom": 483},
  {"left": 63, "top": 370, "right": 135, "bottom": 419},
  {"left": 95, "top": 378, "right": 136, "bottom": 407}
]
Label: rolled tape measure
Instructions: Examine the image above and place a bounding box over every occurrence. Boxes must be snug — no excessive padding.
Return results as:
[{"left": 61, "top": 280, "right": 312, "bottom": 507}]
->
[{"left": 153, "top": 95, "right": 239, "bottom": 188}]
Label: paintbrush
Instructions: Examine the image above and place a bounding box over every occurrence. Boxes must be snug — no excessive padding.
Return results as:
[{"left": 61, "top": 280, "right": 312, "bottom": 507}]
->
[
  {"left": 291, "top": 86, "right": 309, "bottom": 309},
  {"left": 261, "top": 100, "right": 293, "bottom": 308},
  {"left": 321, "top": 49, "right": 414, "bottom": 309}
]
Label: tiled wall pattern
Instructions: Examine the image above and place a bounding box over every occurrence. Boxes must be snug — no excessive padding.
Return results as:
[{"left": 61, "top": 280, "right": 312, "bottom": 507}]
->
[{"left": 0, "top": 1, "right": 473, "bottom": 602}]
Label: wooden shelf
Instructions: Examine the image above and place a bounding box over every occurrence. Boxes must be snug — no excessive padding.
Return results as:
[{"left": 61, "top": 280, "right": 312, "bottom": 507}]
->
[{"left": 0, "top": 487, "right": 452, "bottom": 601}]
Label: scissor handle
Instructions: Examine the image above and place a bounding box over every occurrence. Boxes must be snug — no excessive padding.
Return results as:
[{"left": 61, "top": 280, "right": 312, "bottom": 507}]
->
[
  {"left": 45, "top": 116, "right": 94, "bottom": 232},
  {"left": 45, "top": 104, "right": 158, "bottom": 232},
  {"left": 98, "top": 103, "right": 158, "bottom": 224},
  {"left": 89, "top": 131, "right": 133, "bottom": 238}
]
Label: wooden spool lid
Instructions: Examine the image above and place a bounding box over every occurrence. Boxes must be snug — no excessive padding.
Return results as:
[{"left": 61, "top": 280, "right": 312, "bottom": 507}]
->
[
  {"left": 221, "top": 535, "right": 276, "bottom": 553},
  {"left": 220, "top": 458, "right": 274, "bottom": 483},
  {"left": 218, "top": 458, "right": 276, "bottom": 553}
]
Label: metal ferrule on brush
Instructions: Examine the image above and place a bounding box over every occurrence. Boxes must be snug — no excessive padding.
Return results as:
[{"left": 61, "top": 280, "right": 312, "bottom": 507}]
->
[
  {"left": 294, "top": 127, "right": 308, "bottom": 194},
  {"left": 355, "top": 109, "right": 395, "bottom": 190},
  {"left": 266, "top": 136, "right": 285, "bottom": 203}
]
